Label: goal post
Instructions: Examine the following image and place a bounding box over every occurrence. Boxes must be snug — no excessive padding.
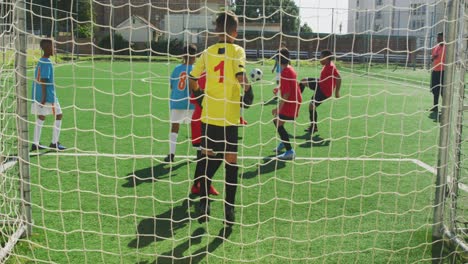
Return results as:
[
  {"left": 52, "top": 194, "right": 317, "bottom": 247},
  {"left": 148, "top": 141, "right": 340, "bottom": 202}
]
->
[
  {"left": 0, "top": 0, "right": 31, "bottom": 262},
  {"left": 432, "top": 0, "right": 468, "bottom": 262}
]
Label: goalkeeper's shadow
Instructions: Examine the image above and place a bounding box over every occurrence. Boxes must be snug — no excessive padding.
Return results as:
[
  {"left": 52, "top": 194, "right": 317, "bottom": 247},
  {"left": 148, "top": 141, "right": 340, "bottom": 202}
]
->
[
  {"left": 152, "top": 226, "right": 232, "bottom": 264},
  {"left": 128, "top": 198, "right": 193, "bottom": 249},
  {"left": 122, "top": 162, "right": 186, "bottom": 187}
]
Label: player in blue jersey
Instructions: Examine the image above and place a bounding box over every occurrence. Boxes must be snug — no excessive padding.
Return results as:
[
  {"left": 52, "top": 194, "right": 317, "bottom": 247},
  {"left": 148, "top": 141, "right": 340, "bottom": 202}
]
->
[
  {"left": 164, "top": 44, "right": 197, "bottom": 163},
  {"left": 31, "top": 39, "right": 66, "bottom": 151}
]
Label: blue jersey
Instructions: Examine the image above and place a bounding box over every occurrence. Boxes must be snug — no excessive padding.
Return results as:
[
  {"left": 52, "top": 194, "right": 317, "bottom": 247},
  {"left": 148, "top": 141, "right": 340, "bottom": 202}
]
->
[
  {"left": 170, "top": 64, "right": 195, "bottom": 110},
  {"left": 32, "top": 57, "right": 57, "bottom": 103}
]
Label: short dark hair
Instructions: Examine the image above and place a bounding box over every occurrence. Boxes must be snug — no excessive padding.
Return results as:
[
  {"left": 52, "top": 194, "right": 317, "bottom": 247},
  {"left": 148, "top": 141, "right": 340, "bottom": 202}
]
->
[
  {"left": 320, "top": 50, "right": 334, "bottom": 60},
  {"left": 279, "top": 48, "right": 290, "bottom": 65},
  {"left": 40, "top": 38, "right": 52, "bottom": 50},
  {"left": 437, "top": 32, "right": 443, "bottom": 37},
  {"left": 183, "top": 44, "right": 197, "bottom": 56},
  {"left": 215, "top": 11, "right": 238, "bottom": 34}
]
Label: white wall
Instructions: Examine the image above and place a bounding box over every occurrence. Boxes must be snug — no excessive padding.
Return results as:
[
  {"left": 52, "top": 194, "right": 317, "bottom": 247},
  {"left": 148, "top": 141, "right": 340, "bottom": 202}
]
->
[
  {"left": 163, "top": 14, "right": 215, "bottom": 43},
  {"left": 115, "top": 17, "right": 155, "bottom": 43}
]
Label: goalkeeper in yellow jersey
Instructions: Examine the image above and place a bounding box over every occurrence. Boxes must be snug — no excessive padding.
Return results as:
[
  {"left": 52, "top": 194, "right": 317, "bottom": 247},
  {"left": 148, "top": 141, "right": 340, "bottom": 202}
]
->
[{"left": 189, "top": 11, "right": 253, "bottom": 226}]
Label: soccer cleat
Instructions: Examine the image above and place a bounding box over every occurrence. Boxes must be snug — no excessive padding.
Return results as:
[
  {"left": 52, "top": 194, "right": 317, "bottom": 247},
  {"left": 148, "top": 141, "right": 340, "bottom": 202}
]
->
[
  {"left": 164, "top": 154, "right": 175, "bottom": 163},
  {"left": 240, "top": 117, "right": 248, "bottom": 125},
  {"left": 49, "top": 142, "right": 66, "bottom": 151},
  {"left": 277, "top": 149, "right": 296, "bottom": 160},
  {"left": 209, "top": 185, "right": 220, "bottom": 195},
  {"left": 428, "top": 106, "right": 439, "bottom": 112},
  {"left": 31, "top": 143, "right": 46, "bottom": 151},
  {"left": 224, "top": 205, "right": 235, "bottom": 226},
  {"left": 191, "top": 184, "right": 200, "bottom": 195},
  {"left": 191, "top": 182, "right": 220, "bottom": 196},
  {"left": 304, "top": 125, "right": 318, "bottom": 134},
  {"left": 197, "top": 201, "right": 210, "bottom": 223},
  {"left": 273, "top": 142, "right": 285, "bottom": 153}
]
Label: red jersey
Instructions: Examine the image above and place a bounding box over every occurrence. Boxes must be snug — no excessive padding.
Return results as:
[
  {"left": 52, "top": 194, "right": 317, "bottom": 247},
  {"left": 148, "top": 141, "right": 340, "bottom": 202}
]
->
[
  {"left": 190, "top": 73, "right": 206, "bottom": 146},
  {"left": 279, "top": 65, "right": 302, "bottom": 118},
  {"left": 319, "top": 61, "right": 340, "bottom": 98},
  {"left": 432, "top": 44, "right": 446, "bottom": 72}
]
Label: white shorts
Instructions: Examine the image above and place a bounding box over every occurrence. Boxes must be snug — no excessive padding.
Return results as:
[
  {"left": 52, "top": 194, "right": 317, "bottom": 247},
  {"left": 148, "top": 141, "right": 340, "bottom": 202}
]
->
[
  {"left": 31, "top": 101, "right": 62, "bottom": 116},
  {"left": 170, "top": 109, "right": 194, "bottom": 124}
]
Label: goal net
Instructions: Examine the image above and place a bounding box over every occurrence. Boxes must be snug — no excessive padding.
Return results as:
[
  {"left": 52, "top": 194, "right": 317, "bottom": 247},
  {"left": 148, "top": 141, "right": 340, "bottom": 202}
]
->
[{"left": 1, "top": 0, "right": 467, "bottom": 263}]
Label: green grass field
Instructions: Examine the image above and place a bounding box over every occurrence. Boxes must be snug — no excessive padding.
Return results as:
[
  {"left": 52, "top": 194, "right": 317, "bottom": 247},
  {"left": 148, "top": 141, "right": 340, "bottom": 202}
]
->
[{"left": 4, "top": 60, "right": 441, "bottom": 263}]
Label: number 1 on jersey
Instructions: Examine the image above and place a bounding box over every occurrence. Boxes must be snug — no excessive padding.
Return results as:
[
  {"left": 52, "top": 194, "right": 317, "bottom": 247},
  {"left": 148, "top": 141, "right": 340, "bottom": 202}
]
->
[{"left": 214, "top": 61, "right": 224, "bottom": 83}]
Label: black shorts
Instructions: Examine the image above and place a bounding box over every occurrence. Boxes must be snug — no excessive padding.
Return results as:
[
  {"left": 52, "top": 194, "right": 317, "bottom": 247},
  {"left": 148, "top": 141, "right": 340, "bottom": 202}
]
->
[
  {"left": 201, "top": 123, "right": 238, "bottom": 153},
  {"left": 304, "top": 78, "right": 329, "bottom": 107},
  {"left": 278, "top": 114, "right": 295, "bottom": 121},
  {"left": 431, "top": 70, "right": 444, "bottom": 96}
]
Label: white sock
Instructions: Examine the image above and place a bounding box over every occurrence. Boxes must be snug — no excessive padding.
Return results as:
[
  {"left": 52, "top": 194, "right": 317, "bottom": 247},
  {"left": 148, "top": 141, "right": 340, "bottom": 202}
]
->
[
  {"left": 52, "top": 119, "right": 62, "bottom": 144},
  {"left": 169, "top": 132, "right": 178, "bottom": 155},
  {"left": 33, "top": 119, "right": 44, "bottom": 145}
]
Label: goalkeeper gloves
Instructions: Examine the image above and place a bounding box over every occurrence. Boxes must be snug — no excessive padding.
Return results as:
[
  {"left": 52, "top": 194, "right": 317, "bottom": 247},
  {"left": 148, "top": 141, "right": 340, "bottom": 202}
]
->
[
  {"left": 242, "top": 86, "right": 254, "bottom": 108},
  {"left": 192, "top": 89, "right": 204, "bottom": 108}
]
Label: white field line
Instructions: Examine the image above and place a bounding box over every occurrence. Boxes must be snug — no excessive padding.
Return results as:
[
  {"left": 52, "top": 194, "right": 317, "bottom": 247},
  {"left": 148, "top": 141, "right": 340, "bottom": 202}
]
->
[{"left": 2, "top": 151, "right": 468, "bottom": 193}]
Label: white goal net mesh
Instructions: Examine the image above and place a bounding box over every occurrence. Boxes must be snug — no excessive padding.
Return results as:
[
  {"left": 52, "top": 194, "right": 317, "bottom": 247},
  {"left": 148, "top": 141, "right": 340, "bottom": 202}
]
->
[{"left": 0, "top": 0, "right": 467, "bottom": 263}]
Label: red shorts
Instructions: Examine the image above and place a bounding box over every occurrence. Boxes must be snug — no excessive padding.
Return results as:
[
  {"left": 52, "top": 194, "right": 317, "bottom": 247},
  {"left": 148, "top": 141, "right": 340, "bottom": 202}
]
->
[{"left": 191, "top": 104, "right": 202, "bottom": 147}]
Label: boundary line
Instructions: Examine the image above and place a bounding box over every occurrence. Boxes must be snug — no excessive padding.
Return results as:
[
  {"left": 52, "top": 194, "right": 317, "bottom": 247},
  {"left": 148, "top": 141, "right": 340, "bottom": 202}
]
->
[{"left": 2, "top": 152, "right": 467, "bottom": 192}]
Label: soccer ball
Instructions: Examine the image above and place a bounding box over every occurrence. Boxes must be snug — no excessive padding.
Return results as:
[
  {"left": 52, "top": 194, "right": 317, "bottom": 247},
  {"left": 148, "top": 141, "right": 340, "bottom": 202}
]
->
[{"left": 250, "top": 68, "right": 263, "bottom": 82}]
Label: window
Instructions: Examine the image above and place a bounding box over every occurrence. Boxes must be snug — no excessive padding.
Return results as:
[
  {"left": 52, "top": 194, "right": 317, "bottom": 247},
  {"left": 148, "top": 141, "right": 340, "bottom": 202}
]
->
[
  {"left": 357, "top": 0, "right": 360, "bottom": 6},
  {"left": 375, "top": 11, "right": 382, "bottom": 19},
  {"left": 411, "top": 19, "right": 425, "bottom": 30},
  {"left": 356, "top": 12, "right": 359, "bottom": 20},
  {"left": 374, "top": 24, "right": 381, "bottom": 31},
  {"left": 411, "top": 4, "right": 427, "bottom": 16},
  {"left": 376, "top": 0, "right": 383, "bottom": 5}
]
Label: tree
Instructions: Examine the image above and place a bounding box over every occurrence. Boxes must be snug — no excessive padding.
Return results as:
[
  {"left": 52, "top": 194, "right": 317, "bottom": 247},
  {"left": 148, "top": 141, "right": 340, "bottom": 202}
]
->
[
  {"left": 26, "top": 0, "right": 94, "bottom": 37},
  {"left": 234, "top": 0, "right": 301, "bottom": 33},
  {"left": 300, "top": 23, "right": 313, "bottom": 33}
]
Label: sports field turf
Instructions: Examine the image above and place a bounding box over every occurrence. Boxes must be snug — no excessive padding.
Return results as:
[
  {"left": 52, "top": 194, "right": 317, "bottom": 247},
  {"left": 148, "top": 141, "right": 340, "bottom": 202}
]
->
[{"left": 5, "top": 60, "right": 440, "bottom": 263}]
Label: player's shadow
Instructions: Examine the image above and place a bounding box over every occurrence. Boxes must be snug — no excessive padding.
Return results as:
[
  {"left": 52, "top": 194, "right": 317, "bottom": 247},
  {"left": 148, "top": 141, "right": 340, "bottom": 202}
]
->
[
  {"left": 128, "top": 199, "right": 192, "bottom": 249},
  {"left": 241, "top": 156, "right": 286, "bottom": 179},
  {"left": 428, "top": 111, "right": 441, "bottom": 122},
  {"left": 153, "top": 226, "right": 233, "bottom": 264},
  {"left": 122, "top": 162, "right": 186, "bottom": 187},
  {"left": 263, "top": 97, "right": 278, "bottom": 106},
  {"left": 28, "top": 149, "right": 63, "bottom": 158},
  {"left": 297, "top": 134, "right": 330, "bottom": 148}
]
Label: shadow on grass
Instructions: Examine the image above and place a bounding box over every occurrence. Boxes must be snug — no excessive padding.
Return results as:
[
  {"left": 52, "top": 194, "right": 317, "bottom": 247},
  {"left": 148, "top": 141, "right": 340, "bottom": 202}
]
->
[
  {"left": 263, "top": 97, "right": 278, "bottom": 106},
  {"left": 128, "top": 199, "right": 192, "bottom": 249},
  {"left": 298, "top": 134, "right": 330, "bottom": 148},
  {"left": 122, "top": 162, "right": 186, "bottom": 187},
  {"left": 153, "top": 226, "right": 233, "bottom": 264},
  {"left": 241, "top": 156, "right": 286, "bottom": 179}
]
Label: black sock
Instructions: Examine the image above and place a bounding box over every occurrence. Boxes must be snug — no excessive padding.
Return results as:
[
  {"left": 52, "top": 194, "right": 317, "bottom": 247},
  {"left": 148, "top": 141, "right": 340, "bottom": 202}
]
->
[
  {"left": 225, "top": 163, "right": 238, "bottom": 207},
  {"left": 193, "top": 155, "right": 206, "bottom": 185},
  {"left": 309, "top": 109, "right": 318, "bottom": 127},
  {"left": 277, "top": 125, "right": 291, "bottom": 151},
  {"left": 198, "top": 154, "right": 223, "bottom": 198}
]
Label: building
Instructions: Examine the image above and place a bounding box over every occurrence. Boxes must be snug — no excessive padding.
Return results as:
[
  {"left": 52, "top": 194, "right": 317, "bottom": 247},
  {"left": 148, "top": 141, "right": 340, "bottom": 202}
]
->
[
  {"left": 115, "top": 15, "right": 161, "bottom": 48},
  {"left": 348, "top": 0, "right": 445, "bottom": 48},
  {"left": 94, "top": 0, "right": 233, "bottom": 44}
]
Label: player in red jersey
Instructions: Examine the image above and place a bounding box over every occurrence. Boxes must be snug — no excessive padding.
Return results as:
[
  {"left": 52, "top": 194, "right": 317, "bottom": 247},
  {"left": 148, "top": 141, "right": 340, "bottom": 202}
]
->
[
  {"left": 272, "top": 48, "right": 302, "bottom": 160},
  {"left": 189, "top": 73, "right": 220, "bottom": 196},
  {"left": 299, "top": 50, "right": 342, "bottom": 134}
]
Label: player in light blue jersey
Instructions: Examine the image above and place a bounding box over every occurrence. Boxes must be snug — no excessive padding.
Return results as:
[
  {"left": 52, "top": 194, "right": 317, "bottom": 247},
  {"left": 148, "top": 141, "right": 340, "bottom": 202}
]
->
[
  {"left": 164, "top": 44, "right": 197, "bottom": 162},
  {"left": 31, "top": 39, "right": 66, "bottom": 151}
]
